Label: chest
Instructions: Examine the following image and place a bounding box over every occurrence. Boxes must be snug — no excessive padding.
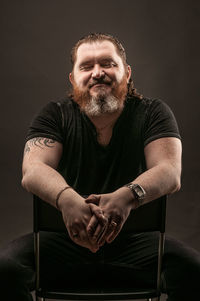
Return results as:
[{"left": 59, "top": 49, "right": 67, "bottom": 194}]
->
[{"left": 96, "top": 127, "right": 113, "bottom": 146}]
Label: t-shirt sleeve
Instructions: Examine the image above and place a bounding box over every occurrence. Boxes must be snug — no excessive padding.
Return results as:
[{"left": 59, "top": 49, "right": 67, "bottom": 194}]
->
[
  {"left": 143, "top": 99, "right": 181, "bottom": 147},
  {"left": 26, "top": 101, "right": 63, "bottom": 143}
]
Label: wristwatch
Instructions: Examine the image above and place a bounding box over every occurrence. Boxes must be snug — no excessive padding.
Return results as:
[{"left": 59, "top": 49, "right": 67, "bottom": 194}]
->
[{"left": 124, "top": 183, "right": 146, "bottom": 206}]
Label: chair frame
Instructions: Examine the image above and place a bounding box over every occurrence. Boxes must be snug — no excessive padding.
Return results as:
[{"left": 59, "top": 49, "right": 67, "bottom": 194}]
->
[{"left": 33, "top": 195, "right": 166, "bottom": 301}]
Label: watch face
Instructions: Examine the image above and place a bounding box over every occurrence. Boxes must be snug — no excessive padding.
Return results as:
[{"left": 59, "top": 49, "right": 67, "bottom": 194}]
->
[
  {"left": 134, "top": 184, "right": 145, "bottom": 200},
  {"left": 124, "top": 183, "right": 146, "bottom": 201}
]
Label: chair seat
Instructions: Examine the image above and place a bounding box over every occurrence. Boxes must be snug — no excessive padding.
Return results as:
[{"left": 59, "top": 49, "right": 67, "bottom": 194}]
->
[{"left": 36, "top": 287, "right": 161, "bottom": 300}]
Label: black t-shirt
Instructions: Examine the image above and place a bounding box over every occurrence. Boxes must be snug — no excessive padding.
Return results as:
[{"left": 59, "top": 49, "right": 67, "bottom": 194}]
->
[{"left": 26, "top": 96, "right": 181, "bottom": 195}]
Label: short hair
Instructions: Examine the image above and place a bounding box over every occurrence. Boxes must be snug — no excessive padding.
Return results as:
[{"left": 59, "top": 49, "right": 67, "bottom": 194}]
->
[{"left": 70, "top": 33, "right": 142, "bottom": 99}]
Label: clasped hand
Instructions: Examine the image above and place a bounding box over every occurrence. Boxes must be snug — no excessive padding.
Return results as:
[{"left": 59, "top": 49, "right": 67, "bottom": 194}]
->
[
  {"left": 60, "top": 196, "right": 108, "bottom": 253},
  {"left": 60, "top": 190, "right": 133, "bottom": 253},
  {"left": 85, "top": 189, "right": 133, "bottom": 247}
]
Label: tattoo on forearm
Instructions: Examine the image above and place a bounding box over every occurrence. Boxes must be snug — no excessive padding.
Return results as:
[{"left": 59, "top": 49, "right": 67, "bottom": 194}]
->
[{"left": 24, "top": 137, "right": 56, "bottom": 154}]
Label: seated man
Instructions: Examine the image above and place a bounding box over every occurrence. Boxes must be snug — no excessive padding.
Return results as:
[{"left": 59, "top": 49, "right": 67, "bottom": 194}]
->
[{"left": 0, "top": 33, "right": 200, "bottom": 301}]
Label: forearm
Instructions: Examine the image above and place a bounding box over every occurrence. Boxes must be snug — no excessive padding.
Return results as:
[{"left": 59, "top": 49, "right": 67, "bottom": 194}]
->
[
  {"left": 22, "top": 161, "right": 81, "bottom": 208},
  {"left": 119, "top": 162, "right": 181, "bottom": 208},
  {"left": 137, "top": 161, "right": 180, "bottom": 193}
]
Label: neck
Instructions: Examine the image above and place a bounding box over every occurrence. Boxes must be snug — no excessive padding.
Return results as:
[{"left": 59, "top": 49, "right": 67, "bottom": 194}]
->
[{"left": 87, "top": 106, "right": 124, "bottom": 131}]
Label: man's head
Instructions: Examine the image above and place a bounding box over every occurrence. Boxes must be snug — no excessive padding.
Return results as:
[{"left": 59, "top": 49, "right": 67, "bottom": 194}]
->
[{"left": 69, "top": 33, "right": 141, "bottom": 116}]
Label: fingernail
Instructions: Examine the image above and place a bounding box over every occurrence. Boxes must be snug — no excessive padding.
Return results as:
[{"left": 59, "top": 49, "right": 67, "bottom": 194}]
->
[{"left": 107, "top": 237, "right": 112, "bottom": 243}]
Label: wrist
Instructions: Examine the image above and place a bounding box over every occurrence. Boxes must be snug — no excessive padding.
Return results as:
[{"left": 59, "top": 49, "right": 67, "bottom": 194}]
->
[
  {"left": 57, "top": 188, "right": 82, "bottom": 211},
  {"left": 123, "top": 183, "right": 146, "bottom": 209},
  {"left": 114, "top": 187, "right": 138, "bottom": 210},
  {"left": 55, "top": 186, "right": 72, "bottom": 209}
]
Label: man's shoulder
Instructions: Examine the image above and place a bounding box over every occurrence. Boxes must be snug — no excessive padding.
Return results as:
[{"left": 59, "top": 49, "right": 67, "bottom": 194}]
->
[
  {"left": 51, "top": 96, "right": 74, "bottom": 107},
  {"left": 126, "top": 96, "right": 164, "bottom": 106},
  {"left": 126, "top": 96, "right": 160, "bottom": 111},
  {"left": 126, "top": 96, "right": 169, "bottom": 115},
  {"left": 46, "top": 97, "right": 79, "bottom": 114}
]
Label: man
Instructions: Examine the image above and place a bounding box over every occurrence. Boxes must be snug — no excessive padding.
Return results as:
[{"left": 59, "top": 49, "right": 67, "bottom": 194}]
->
[{"left": 0, "top": 33, "right": 199, "bottom": 300}]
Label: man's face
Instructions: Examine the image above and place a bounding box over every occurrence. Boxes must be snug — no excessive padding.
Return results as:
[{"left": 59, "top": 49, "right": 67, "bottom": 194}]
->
[{"left": 69, "top": 40, "right": 131, "bottom": 116}]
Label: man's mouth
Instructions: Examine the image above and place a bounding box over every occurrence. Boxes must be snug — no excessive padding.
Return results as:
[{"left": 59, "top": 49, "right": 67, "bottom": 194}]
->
[
  {"left": 92, "top": 83, "right": 108, "bottom": 88},
  {"left": 89, "top": 81, "right": 111, "bottom": 89}
]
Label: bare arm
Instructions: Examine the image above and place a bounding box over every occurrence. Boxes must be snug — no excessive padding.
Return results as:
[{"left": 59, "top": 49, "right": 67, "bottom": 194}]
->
[
  {"left": 22, "top": 137, "right": 77, "bottom": 208},
  {"left": 124, "top": 136, "right": 182, "bottom": 204},
  {"left": 86, "top": 137, "right": 182, "bottom": 243},
  {"left": 22, "top": 137, "right": 107, "bottom": 252}
]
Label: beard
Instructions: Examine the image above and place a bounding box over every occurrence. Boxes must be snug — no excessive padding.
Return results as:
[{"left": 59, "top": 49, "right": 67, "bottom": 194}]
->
[{"left": 71, "top": 75, "right": 128, "bottom": 117}]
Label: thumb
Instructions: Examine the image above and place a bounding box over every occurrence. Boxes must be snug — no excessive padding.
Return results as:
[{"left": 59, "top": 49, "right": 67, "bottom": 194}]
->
[{"left": 85, "top": 194, "right": 101, "bottom": 205}]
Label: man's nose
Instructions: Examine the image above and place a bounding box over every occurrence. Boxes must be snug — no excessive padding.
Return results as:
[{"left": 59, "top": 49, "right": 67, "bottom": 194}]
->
[{"left": 92, "top": 64, "right": 105, "bottom": 79}]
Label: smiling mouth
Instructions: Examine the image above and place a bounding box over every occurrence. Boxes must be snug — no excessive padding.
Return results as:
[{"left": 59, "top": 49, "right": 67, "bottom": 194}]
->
[
  {"left": 91, "top": 83, "right": 111, "bottom": 89},
  {"left": 93, "top": 84, "right": 106, "bottom": 87}
]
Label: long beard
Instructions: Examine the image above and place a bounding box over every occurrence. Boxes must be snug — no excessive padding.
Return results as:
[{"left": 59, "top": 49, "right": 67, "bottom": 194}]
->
[{"left": 72, "top": 75, "right": 128, "bottom": 116}]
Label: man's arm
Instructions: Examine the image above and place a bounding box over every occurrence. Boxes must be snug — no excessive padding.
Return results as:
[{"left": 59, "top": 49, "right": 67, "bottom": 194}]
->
[
  {"left": 22, "top": 137, "right": 107, "bottom": 252},
  {"left": 127, "top": 136, "right": 182, "bottom": 203},
  {"left": 86, "top": 137, "right": 182, "bottom": 244},
  {"left": 22, "top": 137, "right": 71, "bottom": 207}
]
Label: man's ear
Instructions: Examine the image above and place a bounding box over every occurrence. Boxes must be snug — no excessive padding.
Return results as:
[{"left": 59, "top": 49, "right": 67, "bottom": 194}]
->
[
  {"left": 126, "top": 65, "right": 132, "bottom": 83},
  {"left": 69, "top": 72, "right": 73, "bottom": 84}
]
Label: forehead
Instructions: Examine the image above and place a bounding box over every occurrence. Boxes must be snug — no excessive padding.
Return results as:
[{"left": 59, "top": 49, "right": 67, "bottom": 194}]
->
[{"left": 75, "top": 41, "right": 122, "bottom": 65}]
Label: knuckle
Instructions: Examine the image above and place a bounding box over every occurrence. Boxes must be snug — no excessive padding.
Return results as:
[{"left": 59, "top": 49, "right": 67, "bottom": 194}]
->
[
  {"left": 110, "top": 209, "right": 120, "bottom": 218},
  {"left": 114, "top": 214, "right": 122, "bottom": 224},
  {"left": 88, "top": 225, "right": 95, "bottom": 233},
  {"left": 73, "top": 218, "right": 80, "bottom": 227}
]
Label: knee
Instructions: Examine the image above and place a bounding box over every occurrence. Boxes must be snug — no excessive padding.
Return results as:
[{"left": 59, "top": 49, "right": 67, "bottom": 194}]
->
[
  {"left": 163, "top": 237, "right": 200, "bottom": 298},
  {"left": 163, "top": 237, "right": 200, "bottom": 285},
  {"left": 0, "top": 256, "right": 22, "bottom": 286},
  {"left": 0, "top": 254, "right": 34, "bottom": 289}
]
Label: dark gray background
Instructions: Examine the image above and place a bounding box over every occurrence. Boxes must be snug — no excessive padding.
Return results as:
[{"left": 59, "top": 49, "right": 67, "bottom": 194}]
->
[{"left": 1, "top": 0, "right": 200, "bottom": 253}]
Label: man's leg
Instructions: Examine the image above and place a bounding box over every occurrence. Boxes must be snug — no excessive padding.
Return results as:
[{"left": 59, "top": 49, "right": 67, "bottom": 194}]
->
[
  {"left": 0, "top": 232, "right": 91, "bottom": 300},
  {"left": 1, "top": 231, "right": 199, "bottom": 301},
  {"left": 163, "top": 236, "right": 200, "bottom": 301},
  {"left": 0, "top": 231, "right": 108, "bottom": 300},
  {"left": 0, "top": 234, "right": 35, "bottom": 301},
  {"left": 103, "top": 232, "right": 200, "bottom": 301}
]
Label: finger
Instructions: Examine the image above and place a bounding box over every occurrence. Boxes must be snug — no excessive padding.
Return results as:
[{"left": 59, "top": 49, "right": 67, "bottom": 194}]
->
[
  {"left": 87, "top": 209, "right": 108, "bottom": 244},
  {"left": 98, "top": 220, "right": 118, "bottom": 245},
  {"left": 87, "top": 215, "right": 98, "bottom": 238},
  {"left": 85, "top": 194, "right": 100, "bottom": 205},
  {"left": 68, "top": 227, "right": 79, "bottom": 241},
  {"left": 92, "top": 221, "right": 107, "bottom": 243},
  {"left": 106, "top": 223, "right": 122, "bottom": 244},
  {"left": 79, "top": 229, "right": 99, "bottom": 253},
  {"left": 89, "top": 203, "right": 108, "bottom": 225},
  {"left": 96, "top": 223, "right": 109, "bottom": 245}
]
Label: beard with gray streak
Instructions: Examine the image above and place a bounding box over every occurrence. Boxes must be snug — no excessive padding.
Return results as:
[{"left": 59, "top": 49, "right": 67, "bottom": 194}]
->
[
  {"left": 71, "top": 75, "right": 128, "bottom": 117},
  {"left": 83, "top": 90, "right": 121, "bottom": 116}
]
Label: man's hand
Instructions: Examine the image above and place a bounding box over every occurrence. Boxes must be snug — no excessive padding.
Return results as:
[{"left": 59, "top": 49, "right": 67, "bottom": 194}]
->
[
  {"left": 85, "top": 188, "right": 134, "bottom": 245},
  {"left": 59, "top": 195, "right": 108, "bottom": 252}
]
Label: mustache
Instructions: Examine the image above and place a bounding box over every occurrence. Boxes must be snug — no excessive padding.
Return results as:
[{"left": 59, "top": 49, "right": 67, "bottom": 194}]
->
[{"left": 88, "top": 78, "right": 112, "bottom": 88}]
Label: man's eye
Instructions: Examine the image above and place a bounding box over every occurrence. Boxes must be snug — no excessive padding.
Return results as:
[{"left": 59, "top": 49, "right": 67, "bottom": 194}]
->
[
  {"left": 101, "top": 62, "right": 116, "bottom": 68},
  {"left": 80, "top": 65, "right": 93, "bottom": 71},
  {"left": 102, "top": 63, "right": 111, "bottom": 68}
]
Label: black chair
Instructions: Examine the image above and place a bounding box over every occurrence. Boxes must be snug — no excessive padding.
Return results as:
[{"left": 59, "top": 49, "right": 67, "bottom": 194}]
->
[{"left": 33, "top": 195, "right": 166, "bottom": 301}]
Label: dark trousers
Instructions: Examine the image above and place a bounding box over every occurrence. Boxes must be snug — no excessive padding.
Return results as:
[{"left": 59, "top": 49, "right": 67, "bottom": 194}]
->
[{"left": 0, "top": 231, "right": 199, "bottom": 301}]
